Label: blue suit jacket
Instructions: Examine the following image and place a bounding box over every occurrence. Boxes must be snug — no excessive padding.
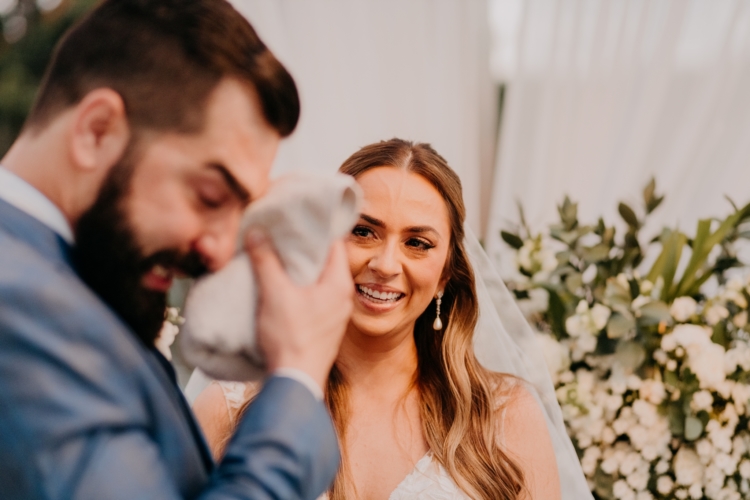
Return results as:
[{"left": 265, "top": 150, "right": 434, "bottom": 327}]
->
[{"left": 0, "top": 198, "right": 340, "bottom": 499}]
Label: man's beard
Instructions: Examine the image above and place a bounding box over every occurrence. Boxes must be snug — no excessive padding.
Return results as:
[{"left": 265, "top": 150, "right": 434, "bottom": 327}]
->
[{"left": 73, "top": 153, "right": 208, "bottom": 348}]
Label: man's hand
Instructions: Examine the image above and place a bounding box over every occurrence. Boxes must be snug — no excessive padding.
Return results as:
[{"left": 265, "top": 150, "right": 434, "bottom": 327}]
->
[{"left": 245, "top": 229, "right": 353, "bottom": 391}]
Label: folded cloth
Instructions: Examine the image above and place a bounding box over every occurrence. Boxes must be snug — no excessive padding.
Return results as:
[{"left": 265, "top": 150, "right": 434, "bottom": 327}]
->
[{"left": 180, "top": 172, "right": 362, "bottom": 381}]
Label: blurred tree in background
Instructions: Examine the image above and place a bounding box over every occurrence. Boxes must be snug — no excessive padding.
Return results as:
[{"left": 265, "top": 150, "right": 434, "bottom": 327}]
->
[{"left": 0, "top": 0, "right": 96, "bottom": 155}]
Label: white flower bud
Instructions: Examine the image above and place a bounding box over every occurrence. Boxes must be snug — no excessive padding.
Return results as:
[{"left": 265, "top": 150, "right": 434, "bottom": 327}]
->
[
  {"left": 670, "top": 297, "right": 698, "bottom": 322},
  {"left": 657, "top": 475, "right": 674, "bottom": 494}
]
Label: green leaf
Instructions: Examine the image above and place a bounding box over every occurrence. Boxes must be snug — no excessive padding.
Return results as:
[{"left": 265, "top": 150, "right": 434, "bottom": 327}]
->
[
  {"left": 565, "top": 272, "right": 583, "bottom": 294},
  {"left": 545, "top": 287, "right": 567, "bottom": 339},
  {"left": 638, "top": 300, "right": 672, "bottom": 327},
  {"left": 684, "top": 416, "right": 704, "bottom": 441},
  {"left": 558, "top": 197, "right": 578, "bottom": 231},
  {"left": 668, "top": 405, "right": 685, "bottom": 436},
  {"left": 646, "top": 229, "right": 687, "bottom": 301},
  {"left": 614, "top": 341, "right": 646, "bottom": 373},
  {"left": 675, "top": 202, "right": 750, "bottom": 297},
  {"left": 618, "top": 203, "right": 639, "bottom": 228},
  {"left": 582, "top": 244, "right": 610, "bottom": 264},
  {"left": 500, "top": 231, "right": 524, "bottom": 250},
  {"left": 604, "top": 278, "right": 632, "bottom": 308},
  {"left": 607, "top": 312, "right": 636, "bottom": 339}
]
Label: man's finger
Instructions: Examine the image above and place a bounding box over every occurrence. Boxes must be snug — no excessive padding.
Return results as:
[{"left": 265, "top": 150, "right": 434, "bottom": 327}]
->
[
  {"left": 244, "top": 228, "right": 290, "bottom": 293},
  {"left": 317, "top": 239, "right": 354, "bottom": 295}
]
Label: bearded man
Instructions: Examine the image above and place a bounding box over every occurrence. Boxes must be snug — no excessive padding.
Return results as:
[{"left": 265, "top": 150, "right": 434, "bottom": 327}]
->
[{"left": 0, "top": 1, "right": 352, "bottom": 499}]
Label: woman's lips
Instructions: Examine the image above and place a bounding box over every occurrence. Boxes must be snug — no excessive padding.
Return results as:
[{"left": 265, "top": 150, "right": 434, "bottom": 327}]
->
[{"left": 355, "top": 284, "right": 405, "bottom": 312}]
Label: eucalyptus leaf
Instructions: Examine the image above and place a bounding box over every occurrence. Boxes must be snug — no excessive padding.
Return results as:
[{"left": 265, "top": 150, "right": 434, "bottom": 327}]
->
[
  {"left": 684, "top": 416, "right": 704, "bottom": 441},
  {"left": 668, "top": 405, "right": 685, "bottom": 436},
  {"left": 613, "top": 341, "right": 646, "bottom": 373},
  {"left": 604, "top": 278, "right": 631, "bottom": 308},
  {"left": 618, "top": 203, "right": 639, "bottom": 228},
  {"left": 607, "top": 312, "right": 635, "bottom": 339},
  {"left": 583, "top": 244, "right": 610, "bottom": 264},
  {"left": 565, "top": 272, "right": 583, "bottom": 294},
  {"left": 500, "top": 231, "right": 524, "bottom": 250},
  {"left": 638, "top": 300, "right": 672, "bottom": 326}
]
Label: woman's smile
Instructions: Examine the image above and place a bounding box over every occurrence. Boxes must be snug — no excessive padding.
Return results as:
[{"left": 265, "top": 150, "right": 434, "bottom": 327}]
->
[{"left": 355, "top": 283, "right": 406, "bottom": 312}]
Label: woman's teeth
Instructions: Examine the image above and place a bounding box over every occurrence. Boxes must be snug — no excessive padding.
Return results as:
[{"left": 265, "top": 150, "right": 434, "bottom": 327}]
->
[{"left": 357, "top": 285, "right": 403, "bottom": 302}]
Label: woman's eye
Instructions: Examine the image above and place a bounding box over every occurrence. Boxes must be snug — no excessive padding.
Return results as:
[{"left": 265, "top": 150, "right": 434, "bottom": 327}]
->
[
  {"left": 352, "top": 226, "right": 373, "bottom": 238},
  {"left": 406, "top": 238, "right": 434, "bottom": 251}
]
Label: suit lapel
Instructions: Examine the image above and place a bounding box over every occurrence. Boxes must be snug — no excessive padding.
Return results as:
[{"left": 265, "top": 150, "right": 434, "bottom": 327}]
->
[{"left": 0, "top": 197, "right": 214, "bottom": 473}]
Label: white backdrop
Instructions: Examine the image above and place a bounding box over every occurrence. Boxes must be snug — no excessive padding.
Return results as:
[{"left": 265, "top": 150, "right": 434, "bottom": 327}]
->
[
  {"left": 230, "top": 0, "right": 497, "bottom": 234},
  {"left": 485, "top": 0, "right": 750, "bottom": 273}
]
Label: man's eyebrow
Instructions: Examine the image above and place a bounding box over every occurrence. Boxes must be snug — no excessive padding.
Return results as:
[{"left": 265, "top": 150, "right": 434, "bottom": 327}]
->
[{"left": 207, "top": 163, "right": 251, "bottom": 203}]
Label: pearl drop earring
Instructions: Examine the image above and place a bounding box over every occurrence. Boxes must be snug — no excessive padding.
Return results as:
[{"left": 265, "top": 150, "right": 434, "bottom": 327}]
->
[{"left": 433, "top": 291, "right": 443, "bottom": 330}]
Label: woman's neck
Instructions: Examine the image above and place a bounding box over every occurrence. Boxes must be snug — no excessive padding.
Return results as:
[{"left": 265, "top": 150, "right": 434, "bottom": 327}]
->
[{"left": 336, "top": 325, "right": 419, "bottom": 397}]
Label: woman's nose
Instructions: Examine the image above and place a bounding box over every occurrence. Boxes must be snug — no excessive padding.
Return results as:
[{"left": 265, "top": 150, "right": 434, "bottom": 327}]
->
[{"left": 367, "top": 241, "right": 401, "bottom": 278}]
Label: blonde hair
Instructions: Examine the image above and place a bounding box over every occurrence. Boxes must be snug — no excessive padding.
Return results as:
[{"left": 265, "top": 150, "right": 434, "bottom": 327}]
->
[{"left": 327, "top": 138, "right": 524, "bottom": 499}]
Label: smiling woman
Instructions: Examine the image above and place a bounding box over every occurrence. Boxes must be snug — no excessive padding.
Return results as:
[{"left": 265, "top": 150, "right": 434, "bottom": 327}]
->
[{"left": 193, "top": 138, "right": 566, "bottom": 500}]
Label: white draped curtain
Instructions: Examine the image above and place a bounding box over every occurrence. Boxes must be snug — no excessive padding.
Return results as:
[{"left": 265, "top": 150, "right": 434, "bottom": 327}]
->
[
  {"left": 230, "top": 0, "right": 496, "bottom": 234},
  {"left": 485, "top": 0, "right": 750, "bottom": 274}
]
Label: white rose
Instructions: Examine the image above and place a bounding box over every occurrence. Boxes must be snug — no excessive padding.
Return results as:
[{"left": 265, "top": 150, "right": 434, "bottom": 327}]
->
[
  {"left": 672, "top": 324, "right": 713, "bottom": 348},
  {"left": 536, "top": 332, "right": 570, "bottom": 381},
  {"left": 657, "top": 475, "right": 674, "bottom": 494},
  {"left": 674, "top": 447, "right": 704, "bottom": 486},
  {"left": 627, "top": 468, "right": 650, "bottom": 491},
  {"left": 688, "top": 483, "right": 702, "bottom": 499},
  {"left": 739, "top": 460, "right": 750, "bottom": 479},
  {"left": 613, "top": 479, "right": 635, "bottom": 500},
  {"left": 705, "top": 304, "right": 730, "bottom": 326},
  {"left": 635, "top": 491, "right": 653, "bottom": 500},
  {"left": 577, "top": 333, "right": 598, "bottom": 354},
  {"left": 661, "top": 333, "right": 678, "bottom": 352},
  {"left": 155, "top": 321, "right": 179, "bottom": 361},
  {"left": 691, "top": 390, "right": 714, "bottom": 412},
  {"left": 734, "top": 311, "right": 748, "bottom": 329},
  {"left": 566, "top": 314, "right": 586, "bottom": 337},
  {"left": 671, "top": 297, "right": 698, "bottom": 322},
  {"left": 640, "top": 380, "right": 666, "bottom": 405},
  {"left": 582, "top": 264, "right": 597, "bottom": 284},
  {"left": 591, "top": 303, "right": 612, "bottom": 331},
  {"left": 687, "top": 342, "right": 726, "bottom": 390}
]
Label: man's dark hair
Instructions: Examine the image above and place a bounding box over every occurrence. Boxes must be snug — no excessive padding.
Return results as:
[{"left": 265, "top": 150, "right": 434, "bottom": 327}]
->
[{"left": 25, "top": 0, "right": 299, "bottom": 137}]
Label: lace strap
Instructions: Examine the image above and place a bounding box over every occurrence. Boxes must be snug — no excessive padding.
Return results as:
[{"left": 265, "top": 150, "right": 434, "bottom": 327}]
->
[{"left": 216, "top": 381, "right": 252, "bottom": 426}]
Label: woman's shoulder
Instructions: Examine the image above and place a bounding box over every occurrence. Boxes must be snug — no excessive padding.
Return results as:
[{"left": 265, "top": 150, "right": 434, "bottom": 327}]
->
[{"left": 488, "top": 375, "right": 562, "bottom": 499}]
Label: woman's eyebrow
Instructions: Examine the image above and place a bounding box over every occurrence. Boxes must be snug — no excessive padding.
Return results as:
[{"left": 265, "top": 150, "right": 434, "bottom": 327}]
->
[
  {"left": 360, "top": 213, "right": 385, "bottom": 227},
  {"left": 361, "top": 214, "right": 441, "bottom": 238},
  {"left": 405, "top": 226, "right": 439, "bottom": 235}
]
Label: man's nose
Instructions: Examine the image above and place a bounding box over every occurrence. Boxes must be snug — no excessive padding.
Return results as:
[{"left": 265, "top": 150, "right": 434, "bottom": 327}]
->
[
  {"left": 193, "top": 226, "right": 239, "bottom": 272},
  {"left": 367, "top": 240, "right": 402, "bottom": 278}
]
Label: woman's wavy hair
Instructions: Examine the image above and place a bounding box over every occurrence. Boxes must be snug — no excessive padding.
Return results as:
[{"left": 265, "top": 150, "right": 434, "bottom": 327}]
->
[{"left": 328, "top": 138, "right": 524, "bottom": 499}]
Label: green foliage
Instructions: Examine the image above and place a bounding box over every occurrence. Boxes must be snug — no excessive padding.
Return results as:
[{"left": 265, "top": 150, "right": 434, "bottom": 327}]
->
[{"left": 0, "top": 1, "right": 96, "bottom": 155}]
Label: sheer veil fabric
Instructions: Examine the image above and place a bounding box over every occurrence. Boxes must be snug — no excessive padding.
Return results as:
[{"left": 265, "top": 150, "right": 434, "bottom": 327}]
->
[{"left": 466, "top": 228, "right": 592, "bottom": 499}]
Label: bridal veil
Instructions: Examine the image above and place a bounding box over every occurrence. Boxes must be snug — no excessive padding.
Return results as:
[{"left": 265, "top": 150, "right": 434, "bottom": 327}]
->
[{"left": 466, "top": 228, "right": 592, "bottom": 499}]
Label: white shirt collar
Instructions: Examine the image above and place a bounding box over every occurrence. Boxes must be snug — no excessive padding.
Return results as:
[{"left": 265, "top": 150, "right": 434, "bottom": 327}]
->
[{"left": 0, "top": 166, "right": 75, "bottom": 244}]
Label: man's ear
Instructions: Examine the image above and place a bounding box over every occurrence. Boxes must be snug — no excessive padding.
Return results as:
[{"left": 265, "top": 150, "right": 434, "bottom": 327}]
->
[{"left": 69, "top": 88, "right": 130, "bottom": 173}]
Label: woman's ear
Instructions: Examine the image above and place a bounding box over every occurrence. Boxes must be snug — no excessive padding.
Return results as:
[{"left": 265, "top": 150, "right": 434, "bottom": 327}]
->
[{"left": 69, "top": 88, "right": 130, "bottom": 174}]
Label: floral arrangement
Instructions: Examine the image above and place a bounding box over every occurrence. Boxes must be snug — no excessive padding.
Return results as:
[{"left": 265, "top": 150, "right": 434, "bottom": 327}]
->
[{"left": 502, "top": 180, "right": 750, "bottom": 500}]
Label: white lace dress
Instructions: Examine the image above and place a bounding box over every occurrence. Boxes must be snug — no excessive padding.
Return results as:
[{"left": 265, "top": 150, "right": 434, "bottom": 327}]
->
[{"left": 217, "top": 381, "right": 512, "bottom": 500}]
